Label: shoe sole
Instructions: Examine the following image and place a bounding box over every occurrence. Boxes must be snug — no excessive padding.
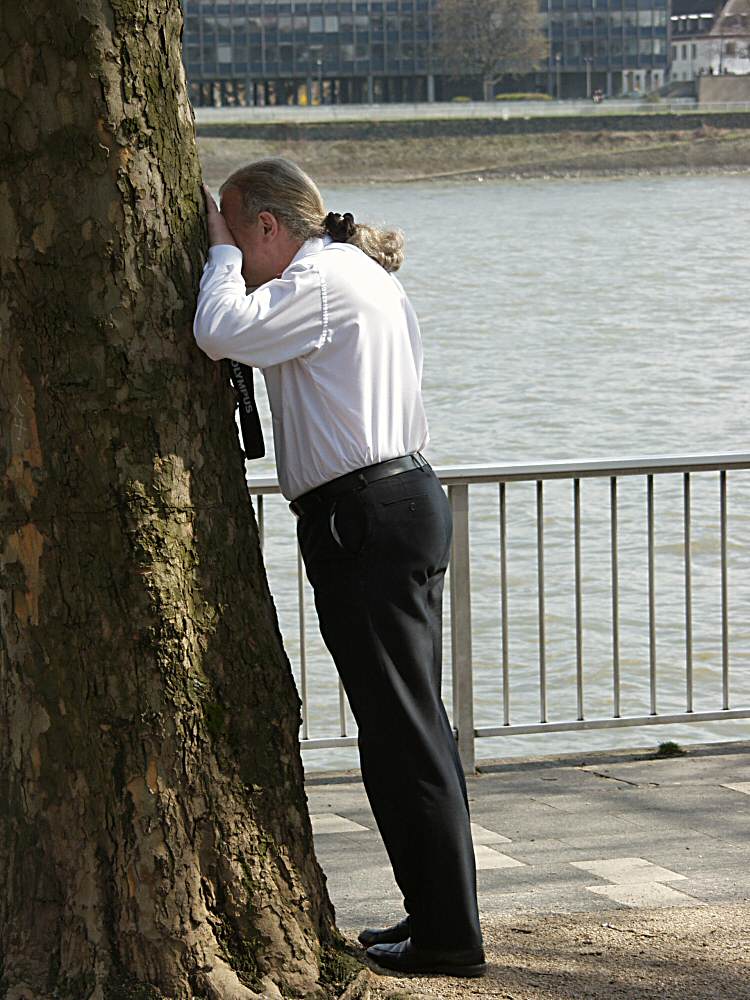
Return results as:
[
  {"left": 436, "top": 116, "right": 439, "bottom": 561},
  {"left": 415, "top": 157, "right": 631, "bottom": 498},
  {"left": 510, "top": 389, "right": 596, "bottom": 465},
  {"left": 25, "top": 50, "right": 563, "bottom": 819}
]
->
[
  {"left": 368, "top": 958, "right": 487, "bottom": 978},
  {"left": 429, "top": 962, "right": 487, "bottom": 978}
]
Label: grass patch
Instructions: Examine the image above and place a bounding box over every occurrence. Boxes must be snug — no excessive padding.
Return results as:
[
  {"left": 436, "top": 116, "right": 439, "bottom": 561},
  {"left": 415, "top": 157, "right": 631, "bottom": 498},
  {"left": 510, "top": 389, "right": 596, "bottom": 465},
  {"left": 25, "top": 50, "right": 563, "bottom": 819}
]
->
[{"left": 654, "top": 741, "right": 687, "bottom": 758}]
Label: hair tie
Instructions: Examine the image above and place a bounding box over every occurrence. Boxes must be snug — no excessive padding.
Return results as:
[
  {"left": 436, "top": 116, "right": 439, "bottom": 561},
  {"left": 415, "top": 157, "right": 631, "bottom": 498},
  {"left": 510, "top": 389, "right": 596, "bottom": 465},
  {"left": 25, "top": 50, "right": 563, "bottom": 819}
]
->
[{"left": 323, "top": 211, "right": 356, "bottom": 242}]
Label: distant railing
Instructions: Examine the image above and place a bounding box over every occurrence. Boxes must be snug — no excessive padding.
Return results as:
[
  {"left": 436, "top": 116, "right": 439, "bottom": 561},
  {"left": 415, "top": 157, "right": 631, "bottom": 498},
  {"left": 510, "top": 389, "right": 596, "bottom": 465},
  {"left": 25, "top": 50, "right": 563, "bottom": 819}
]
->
[
  {"left": 249, "top": 453, "right": 750, "bottom": 772},
  {"left": 196, "top": 99, "right": 750, "bottom": 124}
]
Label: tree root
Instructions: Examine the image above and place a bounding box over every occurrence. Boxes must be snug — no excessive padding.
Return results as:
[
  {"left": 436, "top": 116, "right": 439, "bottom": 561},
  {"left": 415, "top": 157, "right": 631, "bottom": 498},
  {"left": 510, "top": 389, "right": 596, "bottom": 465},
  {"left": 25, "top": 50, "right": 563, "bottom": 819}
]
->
[
  {"left": 194, "top": 957, "right": 267, "bottom": 999},
  {"left": 337, "top": 968, "right": 376, "bottom": 1000}
]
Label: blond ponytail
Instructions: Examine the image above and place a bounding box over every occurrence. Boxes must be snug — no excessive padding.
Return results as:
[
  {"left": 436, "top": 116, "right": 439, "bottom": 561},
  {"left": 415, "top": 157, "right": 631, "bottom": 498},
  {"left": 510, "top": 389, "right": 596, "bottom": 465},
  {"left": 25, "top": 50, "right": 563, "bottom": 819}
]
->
[{"left": 322, "top": 211, "right": 405, "bottom": 273}]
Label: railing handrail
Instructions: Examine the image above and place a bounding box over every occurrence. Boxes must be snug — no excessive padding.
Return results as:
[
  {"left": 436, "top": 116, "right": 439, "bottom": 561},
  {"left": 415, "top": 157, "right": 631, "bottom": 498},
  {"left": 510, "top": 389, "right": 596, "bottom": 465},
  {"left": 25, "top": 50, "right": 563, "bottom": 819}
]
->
[
  {"left": 247, "top": 451, "right": 750, "bottom": 495},
  {"left": 196, "top": 100, "right": 750, "bottom": 124}
]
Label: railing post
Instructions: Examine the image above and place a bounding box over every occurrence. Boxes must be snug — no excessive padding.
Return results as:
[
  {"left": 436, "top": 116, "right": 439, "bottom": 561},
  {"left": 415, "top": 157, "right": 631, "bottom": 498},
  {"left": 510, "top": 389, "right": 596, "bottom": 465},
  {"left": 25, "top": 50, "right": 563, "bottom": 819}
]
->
[{"left": 448, "top": 484, "right": 476, "bottom": 775}]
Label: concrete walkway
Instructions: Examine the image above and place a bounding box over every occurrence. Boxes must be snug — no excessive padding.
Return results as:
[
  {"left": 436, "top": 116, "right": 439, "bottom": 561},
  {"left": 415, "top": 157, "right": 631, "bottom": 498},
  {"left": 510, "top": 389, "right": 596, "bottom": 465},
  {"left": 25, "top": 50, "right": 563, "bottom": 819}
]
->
[{"left": 306, "top": 740, "right": 750, "bottom": 935}]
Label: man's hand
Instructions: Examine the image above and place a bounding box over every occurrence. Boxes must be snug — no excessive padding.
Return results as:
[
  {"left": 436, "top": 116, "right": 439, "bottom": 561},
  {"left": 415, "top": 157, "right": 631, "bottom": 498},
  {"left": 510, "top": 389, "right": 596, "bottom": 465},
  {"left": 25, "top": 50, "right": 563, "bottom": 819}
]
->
[{"left": 202, "top": 183, "right": 238, "bottom": 248}]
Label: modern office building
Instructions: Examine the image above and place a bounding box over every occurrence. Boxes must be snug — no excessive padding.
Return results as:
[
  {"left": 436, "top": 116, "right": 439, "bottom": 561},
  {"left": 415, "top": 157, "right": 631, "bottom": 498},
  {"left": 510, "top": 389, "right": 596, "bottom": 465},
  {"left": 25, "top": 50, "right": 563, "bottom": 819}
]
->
[
  {"left": 182, "top": 0, "right": 439, "bottom": 106},
  {"left": 182, "top": 0, "right": 674, "bottom": 106},
  {"left": 537, "top": 1, "right": 670, "bottom": 99}
]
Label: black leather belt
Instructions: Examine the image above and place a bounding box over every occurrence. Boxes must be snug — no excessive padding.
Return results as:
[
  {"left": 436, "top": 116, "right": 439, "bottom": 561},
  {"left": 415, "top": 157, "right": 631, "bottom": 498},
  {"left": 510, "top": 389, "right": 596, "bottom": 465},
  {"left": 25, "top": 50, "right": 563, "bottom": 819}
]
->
[{"left": 289, "top": 452, "right": 428, "bottom": 518}]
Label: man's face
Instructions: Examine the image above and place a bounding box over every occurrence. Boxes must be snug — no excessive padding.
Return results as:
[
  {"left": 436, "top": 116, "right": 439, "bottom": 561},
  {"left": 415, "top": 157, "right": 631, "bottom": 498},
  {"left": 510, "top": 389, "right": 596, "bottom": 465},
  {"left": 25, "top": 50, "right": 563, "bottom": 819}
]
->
[{"left": 219, "top": 186, "right": 276, "bottom": 288}]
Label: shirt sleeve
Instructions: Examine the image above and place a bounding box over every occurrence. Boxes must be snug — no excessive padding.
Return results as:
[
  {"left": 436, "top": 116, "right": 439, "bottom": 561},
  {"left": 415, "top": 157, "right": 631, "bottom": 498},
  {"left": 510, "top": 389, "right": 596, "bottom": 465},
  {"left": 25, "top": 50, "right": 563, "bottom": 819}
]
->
[{"left": 193, "top": 244, "right": 329, "bottom": 368}]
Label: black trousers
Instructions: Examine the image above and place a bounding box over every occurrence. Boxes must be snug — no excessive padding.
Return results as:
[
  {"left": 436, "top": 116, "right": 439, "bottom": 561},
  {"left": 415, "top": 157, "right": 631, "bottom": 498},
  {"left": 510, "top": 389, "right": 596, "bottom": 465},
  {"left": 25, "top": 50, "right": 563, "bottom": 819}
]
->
[{"left": 296, "top": 462, "right": 483, "bottom": 951}]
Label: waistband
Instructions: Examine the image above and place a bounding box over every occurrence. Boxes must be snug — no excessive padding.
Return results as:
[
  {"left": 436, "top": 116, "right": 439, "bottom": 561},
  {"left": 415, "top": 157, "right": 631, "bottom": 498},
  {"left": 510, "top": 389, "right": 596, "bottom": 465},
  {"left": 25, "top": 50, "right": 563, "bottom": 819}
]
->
[{"left": 289, "top": 452, "right": 428, "bottom": 518}]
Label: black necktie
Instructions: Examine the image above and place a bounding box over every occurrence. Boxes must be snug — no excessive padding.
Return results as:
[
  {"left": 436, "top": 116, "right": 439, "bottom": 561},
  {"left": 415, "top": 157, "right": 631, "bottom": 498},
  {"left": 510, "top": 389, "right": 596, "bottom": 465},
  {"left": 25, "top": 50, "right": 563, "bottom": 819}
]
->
[{"left": 227, "top": 359, "right": 265, "bottom": 459}]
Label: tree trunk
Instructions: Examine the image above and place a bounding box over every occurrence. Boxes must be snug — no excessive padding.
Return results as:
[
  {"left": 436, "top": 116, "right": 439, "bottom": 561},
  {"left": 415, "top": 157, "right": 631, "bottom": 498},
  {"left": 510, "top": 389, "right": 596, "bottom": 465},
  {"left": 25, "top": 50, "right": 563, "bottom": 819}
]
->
[{"left": 0, "top": 3, "right": 347, "bottom": 997}]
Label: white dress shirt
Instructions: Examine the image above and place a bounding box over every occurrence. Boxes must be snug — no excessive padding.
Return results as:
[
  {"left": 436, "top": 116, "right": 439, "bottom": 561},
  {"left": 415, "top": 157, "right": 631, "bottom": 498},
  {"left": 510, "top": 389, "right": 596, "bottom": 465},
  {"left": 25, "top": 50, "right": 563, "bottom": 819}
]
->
[{"left": 194, "top": 235, "right": 429, "bottom": 500}]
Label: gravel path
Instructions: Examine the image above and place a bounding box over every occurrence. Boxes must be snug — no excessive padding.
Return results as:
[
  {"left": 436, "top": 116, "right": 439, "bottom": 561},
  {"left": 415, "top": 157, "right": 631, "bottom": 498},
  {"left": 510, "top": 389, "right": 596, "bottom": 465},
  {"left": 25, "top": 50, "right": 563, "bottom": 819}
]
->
[{"left": 338, "top": 902, "right": 750, "bottom": 1000}]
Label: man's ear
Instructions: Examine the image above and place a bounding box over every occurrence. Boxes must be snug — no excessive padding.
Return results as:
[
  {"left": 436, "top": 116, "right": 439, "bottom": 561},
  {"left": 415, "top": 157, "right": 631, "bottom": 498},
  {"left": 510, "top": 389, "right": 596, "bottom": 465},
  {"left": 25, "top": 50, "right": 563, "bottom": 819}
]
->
[{"left": 258, "top": 210, "right": 279, "bottom": 239}]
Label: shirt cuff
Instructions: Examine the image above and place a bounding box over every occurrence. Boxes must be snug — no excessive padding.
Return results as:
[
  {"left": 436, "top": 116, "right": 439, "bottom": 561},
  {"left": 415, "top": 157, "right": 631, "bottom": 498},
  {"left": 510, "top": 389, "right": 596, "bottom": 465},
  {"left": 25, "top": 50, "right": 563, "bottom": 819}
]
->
[{"left": 208, "top": 244, "right": 243, "bottom": 268}]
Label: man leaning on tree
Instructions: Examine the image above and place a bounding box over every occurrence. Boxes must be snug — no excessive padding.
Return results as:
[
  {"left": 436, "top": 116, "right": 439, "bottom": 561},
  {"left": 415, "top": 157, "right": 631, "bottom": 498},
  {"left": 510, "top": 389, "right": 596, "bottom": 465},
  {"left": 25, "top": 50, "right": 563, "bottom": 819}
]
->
[{"left": 193, "top": 158, "right": 485, "bottom": 979}]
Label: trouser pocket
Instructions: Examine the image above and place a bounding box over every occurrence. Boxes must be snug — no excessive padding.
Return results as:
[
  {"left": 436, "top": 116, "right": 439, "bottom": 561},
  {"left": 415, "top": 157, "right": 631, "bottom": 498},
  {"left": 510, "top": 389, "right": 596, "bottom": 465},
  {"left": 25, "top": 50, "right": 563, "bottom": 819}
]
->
[{"left": 329, "top": 491, "right": 371, "bottom": 555}]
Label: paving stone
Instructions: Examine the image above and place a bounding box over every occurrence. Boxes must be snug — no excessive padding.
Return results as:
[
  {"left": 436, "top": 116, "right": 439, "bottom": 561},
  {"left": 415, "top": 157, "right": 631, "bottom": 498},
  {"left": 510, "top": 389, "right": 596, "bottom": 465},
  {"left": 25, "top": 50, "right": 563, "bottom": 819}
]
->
[
  {"left": 310, "top": 813, "right": 370, "bottom": 834},
  {"left": 721, "top": 781, "right": 750, "bottom": 795},
  {"left": 476, "top": 862, "right": 594, "bottom": 892},
  {"left": 518, "top": 813, "right": 647, "bottom": 840},
  {"left": 312, "top": 804, "right": 376, "bottom": 823},
  {"left": 470, "top": 823, "right": 512, "bottom": 845},
  {"left": 677, "top": 874, "right": 750, "bottom": 903},
  {"left": 324, "top": 864, "right": 398, "bottom": 895},
  {"left": 479, "top": 886, "right": 623, "bottom": 916},
  {"left": 644, "top": 845, "right": 749, "bottom": 876},
  {"left": 474, "top": 845, "right": 526, "bottom": 870},
  {"left": 570, "top": 857, "right": 688, "bottom": 885},
  {"left": 486, "top": 836, "right": 573, "bottom": 860},
  {"left": 585, "top": 882, "right": 700, "bottom": 907}
]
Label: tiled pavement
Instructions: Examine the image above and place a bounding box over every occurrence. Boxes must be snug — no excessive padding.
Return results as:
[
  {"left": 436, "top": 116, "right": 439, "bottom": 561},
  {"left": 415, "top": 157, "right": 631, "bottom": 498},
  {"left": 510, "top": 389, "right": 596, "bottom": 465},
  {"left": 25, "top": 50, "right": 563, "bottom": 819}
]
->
[{"left": 305, "top": 740, "right": 750, "bottom": 934}]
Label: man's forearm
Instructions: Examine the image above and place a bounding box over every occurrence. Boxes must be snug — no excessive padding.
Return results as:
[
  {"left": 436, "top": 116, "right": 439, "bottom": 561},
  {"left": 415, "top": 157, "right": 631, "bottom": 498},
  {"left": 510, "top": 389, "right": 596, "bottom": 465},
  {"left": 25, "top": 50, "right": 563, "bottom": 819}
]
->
[{"left": 202, "top": 183, "right": 238, "bottom": 248}]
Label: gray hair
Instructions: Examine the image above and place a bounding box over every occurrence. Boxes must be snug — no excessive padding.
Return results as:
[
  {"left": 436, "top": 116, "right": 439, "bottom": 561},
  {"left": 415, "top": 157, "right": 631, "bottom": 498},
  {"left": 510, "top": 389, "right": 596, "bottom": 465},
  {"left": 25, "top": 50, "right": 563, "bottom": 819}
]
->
[{"left": 219, "top": 157, "right": 405, "bottom": 272}]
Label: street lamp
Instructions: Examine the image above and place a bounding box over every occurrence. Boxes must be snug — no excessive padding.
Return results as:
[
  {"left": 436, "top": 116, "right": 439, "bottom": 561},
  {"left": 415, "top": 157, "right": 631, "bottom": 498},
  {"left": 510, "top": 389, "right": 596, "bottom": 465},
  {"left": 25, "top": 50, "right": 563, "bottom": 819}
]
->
[{"left": 555, "top": 52, "right": 562, "bottom": 100}]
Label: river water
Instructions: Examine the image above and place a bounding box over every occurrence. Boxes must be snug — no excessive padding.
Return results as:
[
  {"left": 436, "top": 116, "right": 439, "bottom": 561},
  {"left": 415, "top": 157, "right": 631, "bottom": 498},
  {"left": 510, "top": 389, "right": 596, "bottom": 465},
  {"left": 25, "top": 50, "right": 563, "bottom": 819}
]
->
[{"left": 240, "top": 174, "right": 750, "bottom": 771}]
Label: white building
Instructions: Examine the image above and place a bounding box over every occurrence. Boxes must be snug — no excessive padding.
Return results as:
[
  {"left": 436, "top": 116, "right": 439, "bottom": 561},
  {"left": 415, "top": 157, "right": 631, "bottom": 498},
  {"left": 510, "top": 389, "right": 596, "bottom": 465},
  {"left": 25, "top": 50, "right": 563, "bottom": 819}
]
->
[{"left": 671, "top": 0, "right": 750, "bottom": 82}]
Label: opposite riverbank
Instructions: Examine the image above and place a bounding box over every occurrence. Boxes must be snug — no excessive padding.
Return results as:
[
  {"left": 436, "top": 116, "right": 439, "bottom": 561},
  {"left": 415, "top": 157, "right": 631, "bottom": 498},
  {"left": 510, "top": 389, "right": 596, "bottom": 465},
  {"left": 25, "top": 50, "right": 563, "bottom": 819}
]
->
[{"left": 198, "top": 123, "right": 750, "bottom": 186}]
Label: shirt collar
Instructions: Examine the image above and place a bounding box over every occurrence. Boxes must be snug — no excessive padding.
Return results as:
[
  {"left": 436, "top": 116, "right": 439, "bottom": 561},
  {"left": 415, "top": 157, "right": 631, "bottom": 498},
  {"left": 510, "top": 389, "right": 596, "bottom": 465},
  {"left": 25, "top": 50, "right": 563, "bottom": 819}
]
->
[{"left": 290, "top": 233, "right": 332, "bottom": 266}]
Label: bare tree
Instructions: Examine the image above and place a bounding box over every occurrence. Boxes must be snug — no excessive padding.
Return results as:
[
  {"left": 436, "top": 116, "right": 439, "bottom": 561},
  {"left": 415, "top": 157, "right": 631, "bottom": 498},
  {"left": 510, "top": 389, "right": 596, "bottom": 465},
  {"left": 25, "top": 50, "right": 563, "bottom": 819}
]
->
[
  {"left": 437, "top": 0, "right": 548, "bottom": 100},
  {"left": 0, "top": 2, "right": 352, "bottom": 997}
]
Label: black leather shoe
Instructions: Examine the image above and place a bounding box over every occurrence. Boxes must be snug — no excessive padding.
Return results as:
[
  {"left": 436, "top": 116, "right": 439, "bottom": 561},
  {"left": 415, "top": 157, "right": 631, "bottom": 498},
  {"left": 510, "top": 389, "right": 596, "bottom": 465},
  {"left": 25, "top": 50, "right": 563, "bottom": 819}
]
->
[
  {"left": 366, "top": 938, "right": 487, "bottom": 978},
  {"left": 358, "top": 916, "right": 411, "bottom": 948}
]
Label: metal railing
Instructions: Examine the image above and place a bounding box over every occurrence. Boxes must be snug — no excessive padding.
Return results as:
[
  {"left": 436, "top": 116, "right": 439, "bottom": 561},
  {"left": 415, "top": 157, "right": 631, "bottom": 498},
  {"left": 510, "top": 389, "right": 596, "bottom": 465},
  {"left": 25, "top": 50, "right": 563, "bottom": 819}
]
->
[
  {"left": 195, "top": 99, "right": 750, "bottom": 124},
  {"left": 248, "top": 452, "right": 750, "bottom": 772}
]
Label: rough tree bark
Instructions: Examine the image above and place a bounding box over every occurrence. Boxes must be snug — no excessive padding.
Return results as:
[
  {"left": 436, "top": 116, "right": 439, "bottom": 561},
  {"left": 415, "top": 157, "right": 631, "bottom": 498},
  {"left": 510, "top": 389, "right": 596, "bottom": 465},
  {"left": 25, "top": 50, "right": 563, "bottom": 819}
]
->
[{"left": 0, "top": 3, "right": 349, "bottom": 998}]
